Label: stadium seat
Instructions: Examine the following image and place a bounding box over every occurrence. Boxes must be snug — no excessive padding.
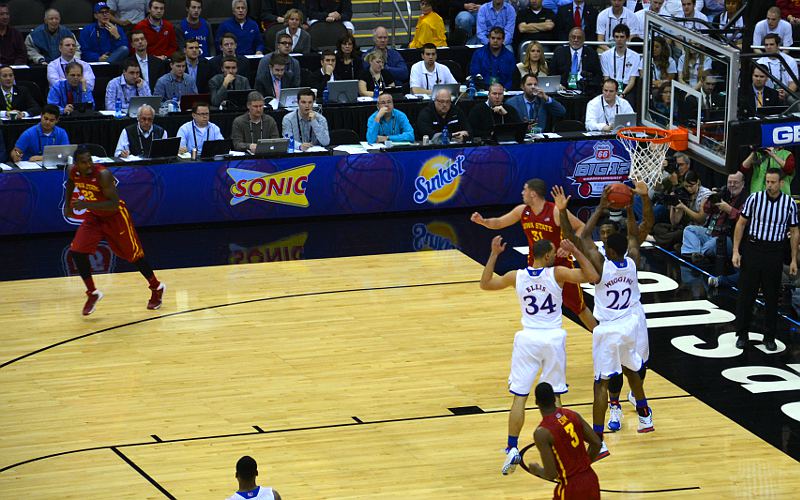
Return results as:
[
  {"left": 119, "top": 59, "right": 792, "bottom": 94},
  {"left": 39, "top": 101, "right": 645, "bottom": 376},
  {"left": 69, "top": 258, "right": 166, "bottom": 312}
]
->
[
  {"left": 16, "top": 81, "right": 44, "bottom": 107},
  {"left": 438, "top": 59, "right": 464, "bottom": 83},
  {"left": 262, "top": 23, "right": 284, "bottom": 53},
  {"left": 7, "top": 0, "right": 45, "bottom": 28},
  {"left": 51, "top": 0, "right": 93, "bottom": 28},
  {"left": 83, "top": 143, "right": 108, "bottom": 157},
  {"left": 446, "top": 28, "right": 468, "bottom": 47},
  {"left": 517, "top": 40, "right": 531, "bottom": 64},
  {"left": 165, "top": 1, "right": 186, "bottom": 22},
  {"left": 308, "top": 21, "right": 349, "bottom": 52},
  {"left": 329, "top": 128, "right": 360, "bottom": 146}
]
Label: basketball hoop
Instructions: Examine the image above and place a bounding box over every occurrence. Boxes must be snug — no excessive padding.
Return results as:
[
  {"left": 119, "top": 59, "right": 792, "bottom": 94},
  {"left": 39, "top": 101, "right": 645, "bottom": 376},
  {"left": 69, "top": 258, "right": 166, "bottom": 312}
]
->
[{"left": 617, "top": 127, "right": 689, "bottom": 190}]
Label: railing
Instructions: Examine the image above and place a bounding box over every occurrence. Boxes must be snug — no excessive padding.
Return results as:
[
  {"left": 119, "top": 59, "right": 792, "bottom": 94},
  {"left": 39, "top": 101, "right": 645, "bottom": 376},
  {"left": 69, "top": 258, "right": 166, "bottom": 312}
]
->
[{"left": 388, "top": 0, "right": 414, "bottom": 48}]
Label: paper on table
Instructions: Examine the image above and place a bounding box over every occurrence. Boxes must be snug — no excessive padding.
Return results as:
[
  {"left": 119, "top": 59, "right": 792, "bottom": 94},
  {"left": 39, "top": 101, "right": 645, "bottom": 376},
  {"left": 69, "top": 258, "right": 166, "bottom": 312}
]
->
[
  {"left": 15, "top": 161, "right": 43, "bottom": 170},
  {"left": 359, "top": 141, "right": 385, "bottom": 150},
  {"left": 333, "top": 145, "right": 368, "bottom": 154},
  {"left": 91, "top": 156, "right": 115, "bottom": 163},
  {"left": 118, "top": 155, "right": 143, "bottom": 162},
  {"left": 303, "top": 146, "right": 328, "bottom": 153},
  {"left": 0, "top": 163, "right": 12, "bottom": 171},
  {"left": 227, "top": 150, "right": 246, "bottom": 156},
  {"left": 357, "top": 96, "right": 375, "bottom": 102}
]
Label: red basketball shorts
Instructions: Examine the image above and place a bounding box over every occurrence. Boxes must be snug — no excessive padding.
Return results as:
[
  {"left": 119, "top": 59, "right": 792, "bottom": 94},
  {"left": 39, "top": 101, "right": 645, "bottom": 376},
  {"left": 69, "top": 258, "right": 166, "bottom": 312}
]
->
[
  {"left": 70, "top": 204, "right": 144, "bottom": 263},
  {"left": 553, "top": 469, "right": 600, "bottom": 500}
]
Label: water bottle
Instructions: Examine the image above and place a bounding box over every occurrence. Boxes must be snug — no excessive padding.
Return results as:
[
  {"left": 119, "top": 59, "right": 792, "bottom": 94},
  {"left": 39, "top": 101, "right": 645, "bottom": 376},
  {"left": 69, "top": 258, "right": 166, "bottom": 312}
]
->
[
  {"left": 288, "top": 133, "right": 295, "bottom": 153},
  {"left": 373, "top": 85, "right": 380, "bottom": 100},
  {"left": 322, "top": 85, "right": 329, "bottom": 106},
  {"left": 114, "top": 97, "right": 122, "bottom": 118},
  {"left": 170, "top": 96, "right": 179, "bottom": 113},
  {"left": 468, "top": 79, "right": 476, "bottom": 99},
  {"left": 441, "top": 124, "right": 450, "bottom": 145}
]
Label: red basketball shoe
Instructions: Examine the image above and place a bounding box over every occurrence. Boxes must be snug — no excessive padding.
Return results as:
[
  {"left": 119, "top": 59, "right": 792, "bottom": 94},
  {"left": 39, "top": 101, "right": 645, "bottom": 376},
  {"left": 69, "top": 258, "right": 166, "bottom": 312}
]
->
[
  {"left": 147, "top": 283, "right": 165, "bottom": 310},
  {"left": 82, "top": 290, "right": 103, "bottom": 316}
]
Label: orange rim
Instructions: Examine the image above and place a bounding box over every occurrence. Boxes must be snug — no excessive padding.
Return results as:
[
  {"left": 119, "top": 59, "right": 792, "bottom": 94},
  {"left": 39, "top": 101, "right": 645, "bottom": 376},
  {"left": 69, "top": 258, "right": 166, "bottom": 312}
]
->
[{"left": 617, "top": 126, "right": 689, "bottom": 150}]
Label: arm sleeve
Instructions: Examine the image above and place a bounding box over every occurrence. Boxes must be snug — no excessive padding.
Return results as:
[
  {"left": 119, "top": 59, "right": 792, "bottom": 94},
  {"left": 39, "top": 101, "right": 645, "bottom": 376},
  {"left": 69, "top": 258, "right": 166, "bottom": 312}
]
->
[
  {"left": 25, "top": 34, "right": 45, "bottom": 64},
  {"left": 366, "top": 113, "right": 380, "bottom": 144},
  {"left": 340, "top": 0, "right": 353, "bottom": 21},
  {"left": 584, "top": 99, "right": 603, "bottom": 131},
  {"left": 312, "top": 115, "right": 330, "bottom": 146},
  {"left": 79, "top": 26, "right": 101, "bottom": 62},
  {"left": 153, "top": 78, "right": 165, "bottom": 99},
  {"left": 504, "top": 8, "right": 516, "bottom": 45},
  {"left": 46, "top": 62, "right": 60, "bottom": 89},
  {"left": 385, "top": 51, "right": 408, "bottom": 84},
  {"left": 545, "top": 97, "right": 566, "bottom": 118},
  {"left": 208, "top": 77, "right": 224, "bottom": 106},
  {"left": 416, "top": 108, "right": 434, "bottom": 138},
  {"left": 409, "top": 64, "right": 423, "bottom": 89},
  {"left": 47, "top": 85, "right": 64, "bottom": 111},
  {"left": 307, "top": 0, "right": 328, "bottom": 21},
  {"left": 230, "top": 119, "right": 248, "bottom": 151},
  {"left": 784, "top": 153, "right": 795, "bottom": 176},
  {"left": 114, "top": 129, "right": 130, "bottom": 156},
  {"left": 84, "top": 64, "right": 96, "bottom": 91},
  {"left": 176, "top": 27, "right": 186, "bottom": 50},
  {"left": 112, "top": 30, "right": 129, "bottom": 52},
  {"left": 391, "top": 112, "right": 415, "bottom": 142},
  {"left": 254, "top": 24, "right": 265, "bottom": 53},
  {"left": 105, "top": 80, "right": 117, "bottom": 111},
  {"left": 281, "top": 114, "right": 295, "bottom": 138},
  {"left": 476, "top": 8, "right": 489, "bottom": 44}
]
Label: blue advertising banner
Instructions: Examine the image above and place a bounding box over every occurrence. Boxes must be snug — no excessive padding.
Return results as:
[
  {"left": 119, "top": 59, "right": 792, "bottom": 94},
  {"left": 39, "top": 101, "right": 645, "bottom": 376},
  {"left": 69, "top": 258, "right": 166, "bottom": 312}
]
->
[
  {"left": 0, "top": 140, "right": 631, "bottom": 235},
  {"left": 761, "top": 121, "right": 800, "bottom": 147}
]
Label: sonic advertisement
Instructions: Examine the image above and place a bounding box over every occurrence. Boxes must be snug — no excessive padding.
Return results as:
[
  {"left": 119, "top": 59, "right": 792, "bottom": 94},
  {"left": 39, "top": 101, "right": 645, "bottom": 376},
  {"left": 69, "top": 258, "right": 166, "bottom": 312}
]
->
[{"left": 0, "top": 141, "right": 630, "bottom": 235}]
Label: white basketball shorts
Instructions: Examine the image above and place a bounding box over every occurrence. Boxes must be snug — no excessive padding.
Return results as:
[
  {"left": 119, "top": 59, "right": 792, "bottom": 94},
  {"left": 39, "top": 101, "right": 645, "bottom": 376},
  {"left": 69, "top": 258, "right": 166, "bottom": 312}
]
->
[
  {"left": 508, "top": 327, "right": 568, "bottom": 396},
  {"left": 592, "top": 311, "right": 644, "bottom": 381}
]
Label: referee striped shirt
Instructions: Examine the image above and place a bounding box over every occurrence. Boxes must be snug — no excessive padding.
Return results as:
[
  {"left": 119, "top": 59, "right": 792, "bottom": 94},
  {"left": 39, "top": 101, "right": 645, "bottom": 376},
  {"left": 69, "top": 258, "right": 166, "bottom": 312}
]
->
[{"left": 741, "top": 191, "right": 799, "bottom": 242}]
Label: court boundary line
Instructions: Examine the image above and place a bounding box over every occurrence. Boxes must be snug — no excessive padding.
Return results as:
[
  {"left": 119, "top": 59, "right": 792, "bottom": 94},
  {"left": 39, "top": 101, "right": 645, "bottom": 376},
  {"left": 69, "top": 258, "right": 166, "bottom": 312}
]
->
[{"left": 111, "top": 447, "right": 175, "bottom": 499}]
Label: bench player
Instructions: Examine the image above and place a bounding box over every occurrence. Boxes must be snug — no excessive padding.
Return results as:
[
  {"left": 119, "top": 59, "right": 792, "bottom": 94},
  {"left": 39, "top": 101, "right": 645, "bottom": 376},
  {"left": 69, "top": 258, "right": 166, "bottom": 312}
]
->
[
  {"left": 554, "top": 184, "right": 654, "bottom": 460},
  {"left": 471, "top": 178, "right": 597, "bottom": 330},
  {"left": 480, "top": 234, "right": 599, "bottom": 475},
  {"left": 64, "top": 146, "right": 165, "bottom": 315}
]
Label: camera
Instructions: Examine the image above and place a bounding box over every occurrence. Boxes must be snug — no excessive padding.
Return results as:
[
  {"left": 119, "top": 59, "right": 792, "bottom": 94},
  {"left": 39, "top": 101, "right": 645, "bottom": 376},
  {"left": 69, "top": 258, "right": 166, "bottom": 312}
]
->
[
  {"left": 708, "top": 192, "right": 721, "bottom": 205},
  {"left": 662, "top": 187, "right": 691, "bottom": 207},
  {"left": 663, "top": 156, "right": 678, "bottom": 175}
]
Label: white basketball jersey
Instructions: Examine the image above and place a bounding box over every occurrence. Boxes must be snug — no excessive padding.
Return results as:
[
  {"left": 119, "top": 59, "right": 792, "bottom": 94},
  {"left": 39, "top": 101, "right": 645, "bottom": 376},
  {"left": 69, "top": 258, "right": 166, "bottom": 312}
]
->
[
  {"left": 515, "top": 267, "right": 563, "bottom": 329},
  {"left": 226, "top": 486, "right": 276, "bottom": 500},
  {"left": 594, "top": 257, "right": 641, "bottom": 322}
]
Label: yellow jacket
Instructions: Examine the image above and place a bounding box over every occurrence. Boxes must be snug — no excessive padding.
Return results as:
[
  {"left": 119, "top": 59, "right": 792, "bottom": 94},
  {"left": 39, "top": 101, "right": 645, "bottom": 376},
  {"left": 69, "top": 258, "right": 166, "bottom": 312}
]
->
[{"left": 409, "top": 12, "right": 447, "bottom": 48}]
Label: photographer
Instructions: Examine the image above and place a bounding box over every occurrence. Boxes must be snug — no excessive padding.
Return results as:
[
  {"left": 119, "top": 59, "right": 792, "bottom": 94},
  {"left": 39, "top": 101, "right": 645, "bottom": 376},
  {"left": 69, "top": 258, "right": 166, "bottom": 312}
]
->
[
  {"left": 651, "top": 171, "right": 711, "bottom": 251},
  {"left": 680, "top": 172, "right": 747, "bottom": 263},
  {"left": 648, "top": 153, "right": 691, "bottom": 223},
  {"left": 740, "top": 146, "right": 795, "bottom": 195}
]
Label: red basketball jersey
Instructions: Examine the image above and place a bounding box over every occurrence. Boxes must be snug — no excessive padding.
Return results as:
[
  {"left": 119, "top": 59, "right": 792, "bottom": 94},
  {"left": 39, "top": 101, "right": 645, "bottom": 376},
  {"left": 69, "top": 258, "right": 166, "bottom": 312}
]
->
[
  {"left": 539, "top": 408, "right": 593, "bottom": 483},
  {"left": 69, "top": 164, "right": 120, "bottom": 217},
  {"left": 520, "top": 202, "right": 572, "bottom": 268}
]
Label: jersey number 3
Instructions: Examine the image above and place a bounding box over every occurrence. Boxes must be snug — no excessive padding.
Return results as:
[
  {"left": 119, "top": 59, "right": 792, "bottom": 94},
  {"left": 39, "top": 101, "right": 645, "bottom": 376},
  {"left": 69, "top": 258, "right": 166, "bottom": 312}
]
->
[
  {"left": 523, "top": 294, "right": 556, "bottom": 315},
  {"left": 563, "top": 421, "right": 580, "bottom": 448}
]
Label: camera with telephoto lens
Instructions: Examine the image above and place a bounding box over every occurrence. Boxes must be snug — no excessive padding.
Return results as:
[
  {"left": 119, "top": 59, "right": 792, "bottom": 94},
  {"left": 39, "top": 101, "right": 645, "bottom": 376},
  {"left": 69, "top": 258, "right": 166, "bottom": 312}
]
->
[
  {"left": 662, "top": 187, "right": 691, "bottom": 207},
  {"left": 707, "top": 192, "right": 721, "bottom": 205}
]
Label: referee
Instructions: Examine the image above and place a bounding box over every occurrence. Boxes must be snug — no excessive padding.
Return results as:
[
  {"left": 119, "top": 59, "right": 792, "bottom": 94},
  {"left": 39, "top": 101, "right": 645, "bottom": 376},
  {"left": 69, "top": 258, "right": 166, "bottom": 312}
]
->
[{"left": 732, "top": 168, "right": 799, "bottom": 351}]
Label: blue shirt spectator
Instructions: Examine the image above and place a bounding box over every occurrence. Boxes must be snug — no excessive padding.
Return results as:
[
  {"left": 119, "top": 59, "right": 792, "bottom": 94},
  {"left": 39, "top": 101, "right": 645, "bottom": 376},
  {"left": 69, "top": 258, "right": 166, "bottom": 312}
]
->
[
  {"left": 47, "top": 64, "right": 96, "bottom": 114},
  {"left": 469, "top": 28, "right": 516, "bottom": 89},
  {"left": 12, "top": 105, "right": 70, "bottom": 161},
  {"left": 542, "top": 0, "right": 570, "bottom": 13},
  {"left": 476, "top": 0, "right": 517, "bottom": 45},
  {"left": 178, "top": 0, "right": 215, "bottom": 56},
  {"left": 506, "top": 74, "right": 566, "bottom": 131},
  {"left": 216, "top": 0, "right": 264, "bottom": 55},
  {"left": 78, "top": 3, "right": 130, "bottom": 65},
  {"left": 363, "top": 27, "right": 409, "bottom": 85},
  {"left": 25, "top": 9, "right": 81, "bottom": 64},
  {"left": 367, "top": 94, "right": 414, "bottom": 144},
  {"left": 105, "top": 62, "right": 152, "bottom": 111},
  {"left": 153, "top": 56, "right": 198, "bottom": 101}
]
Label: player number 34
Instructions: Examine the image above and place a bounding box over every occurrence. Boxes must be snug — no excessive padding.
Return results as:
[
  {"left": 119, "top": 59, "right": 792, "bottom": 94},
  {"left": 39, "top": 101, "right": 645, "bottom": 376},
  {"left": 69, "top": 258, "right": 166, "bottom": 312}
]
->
[{"left": 523, "top": 294, "right": 557, "bottom": 315}]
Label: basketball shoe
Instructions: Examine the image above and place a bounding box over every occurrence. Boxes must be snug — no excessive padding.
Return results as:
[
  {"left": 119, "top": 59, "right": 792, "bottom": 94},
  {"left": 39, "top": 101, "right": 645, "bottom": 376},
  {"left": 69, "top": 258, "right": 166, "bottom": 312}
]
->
[
  {"left": 147, "top": 283, "right": 165, "bottom": 310},
  {"left": 82, "top": 290, "right": 103, "bottom": 316},
  {"left": 637, "top": 408, "right": 654, "bottom": 433},
  {"left": 627, "top": 390, "right": 636, "bottom": 409},
  {"left": 595, "top": 441, "right": 610, "bottom": 461},
  {"left": 502, "top": 447, "right": 521, "bottom": 475},
  {"left": 608, "top": 404, "right": 623, "bottom": 432}
]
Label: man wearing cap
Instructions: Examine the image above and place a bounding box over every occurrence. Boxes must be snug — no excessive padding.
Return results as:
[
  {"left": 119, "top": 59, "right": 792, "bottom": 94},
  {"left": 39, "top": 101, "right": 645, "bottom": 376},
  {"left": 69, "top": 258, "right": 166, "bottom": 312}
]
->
[{"left": 79, "top": 3, "right": 130, "bottom": 64}]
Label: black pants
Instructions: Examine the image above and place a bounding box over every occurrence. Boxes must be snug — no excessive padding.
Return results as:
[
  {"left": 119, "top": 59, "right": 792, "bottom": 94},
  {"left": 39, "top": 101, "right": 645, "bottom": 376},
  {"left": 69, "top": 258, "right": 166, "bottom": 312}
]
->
[{"left": 735, "top": 239, "right": 784, "bottom": 341}]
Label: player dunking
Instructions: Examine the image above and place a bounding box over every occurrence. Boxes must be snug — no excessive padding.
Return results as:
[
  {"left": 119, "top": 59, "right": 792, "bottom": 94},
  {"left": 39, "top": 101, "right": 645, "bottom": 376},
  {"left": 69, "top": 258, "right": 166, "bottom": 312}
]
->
[
  {"left": 526, "top": 382, "right": 601, "bottom": 500},
  {"left": 64, "top": 146, "right": 165, "bottom": 315},
  {"left": 472, "top": 178, "right": 598, "bottom": 330},
  {"left": 554, "top": 184, "right": 654, "bottom": 460},
  {"left": 480, "top": 235, "right": 598, "bottom": 475}
]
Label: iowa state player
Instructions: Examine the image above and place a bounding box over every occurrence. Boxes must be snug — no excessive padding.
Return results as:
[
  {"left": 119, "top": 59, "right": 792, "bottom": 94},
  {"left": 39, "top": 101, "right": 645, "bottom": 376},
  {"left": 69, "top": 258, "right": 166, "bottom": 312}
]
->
[
  {"left": 526, "top": 382, "right": 601, "bottom": 500},
  {"left": 472, "top": 178, "right": 597, "bottom": 330},
  {"left": 64, "top": 146, "right": 165, "bottom": 315}
]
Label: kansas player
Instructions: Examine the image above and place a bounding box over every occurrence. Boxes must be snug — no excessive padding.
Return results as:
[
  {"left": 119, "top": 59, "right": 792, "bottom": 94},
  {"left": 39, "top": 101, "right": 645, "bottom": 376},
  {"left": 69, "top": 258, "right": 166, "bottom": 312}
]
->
[
  {"left": 480, "top": 234, "right": 599, "bottom": 475},
  {"left": 553, "top": 184, "right": 654, "bottom": 461}
]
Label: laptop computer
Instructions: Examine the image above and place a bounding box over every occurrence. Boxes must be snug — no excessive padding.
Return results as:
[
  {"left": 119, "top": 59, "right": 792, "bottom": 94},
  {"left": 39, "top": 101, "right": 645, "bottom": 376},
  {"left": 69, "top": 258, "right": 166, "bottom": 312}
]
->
[
  {"left": 224, "top": 89, "right": 251, "bottom": 110},
  {"left": 127, "top": 96, "right": 163, "bottom": 118},
  {"left": 492, "top": 122, "right": 528, "bottom": 144},
  {"left": 431, "top": 83, "right": 460, "bottom": 99},
  {"left": 180, "top": 93, "right": 211, "bottom": 112},
  {"left": 613, "top": 113, "right": 637, "bottom": 130},
  {"left": 200, "top": 139, "right": 232, "bottom": 159},
  {"left": 326, "top": 80, "right": 359, "bottom": 104},
  {"left": 147, "top": 137, "right": 181, "bottom": 159},
  {"left": 278, "top": 87, "right": 311, "bottom": 108},
  {"left": 255, "top": 138, "right": 289, "bottom": 154},
  {"left": 537, "top": 76, "right": 562, "bottom": 94},
  {"left": 42, "top": 144, "right": 78, "bottom": 168}
]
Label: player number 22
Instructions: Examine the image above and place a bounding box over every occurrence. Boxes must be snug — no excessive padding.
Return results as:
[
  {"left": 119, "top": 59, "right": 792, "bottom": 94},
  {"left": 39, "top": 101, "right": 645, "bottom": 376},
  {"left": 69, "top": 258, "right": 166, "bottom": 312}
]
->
[
  {"left": 606, "top": 288, "right": 631, "bottom": 310},
  {"left": 523, "top": 294, "right": 556, "bottom": 315},
  {"left": 563, "top": 422, "right": 580, "bottom": 448},
  {"left": 80, "top": 190, "right": 97, "bottom": 201}
]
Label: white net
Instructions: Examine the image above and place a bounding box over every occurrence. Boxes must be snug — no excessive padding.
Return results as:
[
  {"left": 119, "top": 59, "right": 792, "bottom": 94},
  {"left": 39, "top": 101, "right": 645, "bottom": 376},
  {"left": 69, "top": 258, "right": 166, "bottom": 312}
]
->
[{"left": 618, "top": 130, "right": 671, "bottom": 190}]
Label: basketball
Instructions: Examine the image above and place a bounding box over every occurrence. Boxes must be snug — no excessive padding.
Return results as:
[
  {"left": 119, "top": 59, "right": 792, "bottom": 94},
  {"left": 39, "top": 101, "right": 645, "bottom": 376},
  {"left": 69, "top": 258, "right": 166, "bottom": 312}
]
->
[{"left": 606, "top": 183, "right": 633, "bottom": 209}]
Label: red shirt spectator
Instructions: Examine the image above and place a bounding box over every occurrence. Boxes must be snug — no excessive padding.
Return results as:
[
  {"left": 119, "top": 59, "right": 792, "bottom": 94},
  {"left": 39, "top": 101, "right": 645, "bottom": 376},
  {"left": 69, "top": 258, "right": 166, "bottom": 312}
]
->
[
  {"left": 777, "top": 0, "right": 800, "bottom": 20},
  {"left": 133, "top": 0, "right": 177, "bottom": 58},
  {"left": 0, "top": 3, "right": 26, "bottom": 65}
]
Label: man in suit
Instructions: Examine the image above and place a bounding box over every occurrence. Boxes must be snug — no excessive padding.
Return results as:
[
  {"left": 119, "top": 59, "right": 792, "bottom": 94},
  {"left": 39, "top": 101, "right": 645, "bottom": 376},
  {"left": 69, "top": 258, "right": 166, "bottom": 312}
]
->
[
  {"left": 549, "top": 27, "right": 602, "bottom": 95},
  {"left": 0, "top": 66, "right": 41, "bottom": 118},
  {"left": 739, "top": 66, "right": 782, "bottom": 118},
  {"left": 131, "top": 29, "right": 167, "bottom": 93},
  {"left": 209, "top": 55, "right": 252, "bottom": 107},
  {"left": 506, "top": 73, "right": 566, "bottom": 132},
  {"left": 555, "top": 0, "right": 598, "bottom": 41},
  {"left": 210, "top": 33, "right": 251, "bottom": 81},
  {"left": 303, "top": 50, "right": 337, "bottom": 98},
  {"left": 255, "top": 33, "right": 301, "bottom": 89},
  {"left": 256, "top": 53, "right": 291, "bottom": 100},
  {"left": 468, "top": 82, "right": 521, "bottom": 139},
  {"left": 184, "top": 38, "right": 213, "bottom": 94}
]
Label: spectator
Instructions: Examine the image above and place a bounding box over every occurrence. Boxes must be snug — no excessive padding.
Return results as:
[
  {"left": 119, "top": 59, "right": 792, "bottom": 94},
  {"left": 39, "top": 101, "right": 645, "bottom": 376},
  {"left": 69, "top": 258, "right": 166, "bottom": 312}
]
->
[
  {"left": 114, "top": 104, "right": 168, "bottom": 157},
  {"left": 673, "top": 0, "right": 708, "bottom": 32},
  {"left": 669, "top": 169, "right": 712, "bottom": 233},
  {"left": 506, "top": 73, "right": 566, "bottom": 131},
  {"left": 25, "top": 9, "right": 82, "bottom": 65},
  {"left": 10, "top": 105, "right": 69, "bottom": 162},
  {"left": 469, "top": 26, "right": 516, "bottom": 89},
  {"left": 584, "top": 78, "right": 634, "bottom": 131},
  {"left": 651, "top": 169, "right": 708, "bottom": 250},
  {"left": 516, "top": 0, "right": 556, "bottom": 45},
  {"left": 650, "top": 80, "right": 673, "bottom": 125},
  {"left": 703, "top": 0, "right": 725, "bottom": 19},
  {"left": 453, "top": 0, "right": 488, "bottom": 39},
  {"left": 677, "top": 45, "right": 712, "bottom": 89},
  {"left": 47, "top": 62, "right": 96, "bottom": 115},
  {"left": 468, "top": 82, "right": 521, "bottom": 139},
  {"left": 364, "top": 27, "right": 409, "bottom": 85},
  {"left": 754, "top": 6, "right": 793, "bottom": 47},
  {"left": 716, "top": 0, "right": 743, "bottom": 46},
  {"left": 739, "top": 66, "right": 780, "bottom": 119},
  {"left": 210, "top": 33, "right": 251, "bottom": 81},
  {"left": 304, "top": 49, "right": 337, "bottom": 97},
  {"left": 475, "top": 0, "right": 516, "bottom": 47},
  {"left": 599, "top": 23, "right": 640, "bottom": 102},
  {"left": 409, "top": 0, "right": 447, "bottom": 48},
  {"left": 306, "top": 0, "right": 355, "bottom": 32},
  {"left": 650, "top": 36, "right": 676, "bottom": 90},
  {"left": 79, "top": 3, "right": 130, "bottom": 65},
  {"left": 131, "top": 29, "right": 167, "bottom": 93},
  {"left": 409, "top": 43, "right": 457, "bottom": 95},
  {"left": 333, "top": 33, "right": 362, "bottom": 81},
  {"left": 107, "top": 0, "right": 148, "bottom": 27},
  {"left": 0, "top": 2, "right": 25, "bottom": 65},
  {"left": 209, "top": 55, "right": 252, "bottom": 107},
  {"left": 217, "top": 0, "right": 264, "bottom": 56},
  {"left": 555, "top": 0, "right": 598, "bottom": 41},
  {"left": 358, "top": 51, "right": 396, "bottom": 97},
  {"left": 635, "top": 0, "right": 666, "bottom": 27},
  {"left": 0, "top": 66, "right": 41, "bottom": 117},
  {"left": 680, "top": 171, "right": 746, "bottom": 263},
  {"left": 517, "top": 40, "right": 548, "bottom": 77},
  {"left": 415, "top": 87, "right": 472, "bottom": 141},
  {"left": 231, "top": 91, "right": 279, "bottom": 153},
  {"left": 661, "top": 0, "right": 704, "bottom": 17},
  {"left": 134, "top": 0, "right": 178, "bottom": 60},
  {"left": 47, "top": 37, "right": 96, "bottom": 90},
  {"left": 596, "top": 0, "right": 641, "bottom": 52},
  {"left": 154, "top": 51, "right": 198, "bottom": 102},
  {"left": 281, "top": 88, "right": 331, "bottom": 149},
  {"left": 756, "top": 34, "right": 799, "bottom": 99},
  {"left": 367, "top": 92, "right": 414, "bottom": 144},
  {"left": 255, "top": 52, "right": 290, "bottom": 99},
  {"left": 260, "top": 0, "right": 300, "bottom": 28},
  {"left": 105, "top": 58, "right": 151, "bottom": 112},
  {"left": 256, "top": 33, "right": 301, "bottom": 88},
  {"left": 549, "top": 27, "right": 602, "bottom": 93},
  {"left": 177, "top": 0, "right": 215, "bottom": 57},
  {"left": 696, "top": 73, "right": 725, "bottom": 113},
  {"left": 224, "top": 456, "right": 282, "bottom": 500},
  {"left": 276, "top": 8, "right": 311, "bottom": 55},
  {"left": 741, "top": 145, "right": 795, "bottom": 195},
  {"left": 184, "top": 38, "right": 213, "bottom": 94},
  {"left": 177, "top": 102, "right": 224, "bottom": 154}
]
